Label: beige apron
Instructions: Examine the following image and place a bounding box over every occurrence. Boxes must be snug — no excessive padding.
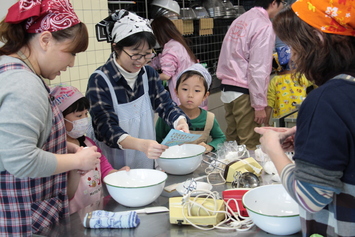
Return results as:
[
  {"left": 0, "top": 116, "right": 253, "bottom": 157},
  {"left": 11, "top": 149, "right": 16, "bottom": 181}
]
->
[{"left": 187, "top": 111, "right": 215, "bottom": 144}]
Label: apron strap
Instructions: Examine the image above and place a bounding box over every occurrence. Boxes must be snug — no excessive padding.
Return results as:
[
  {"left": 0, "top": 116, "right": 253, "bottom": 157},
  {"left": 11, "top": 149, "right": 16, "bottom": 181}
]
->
[
  {"left": 94, "top": 70, "right": 119, "bottom": 110},
  {"left": 204, "top": 111, "right": 215, "bottom": 131},
  {"left": 94, "top": 66, "right": 149, "bottom": 115},
  {"left": 188, "top": 111, "right": 215, "bottom": 144}
]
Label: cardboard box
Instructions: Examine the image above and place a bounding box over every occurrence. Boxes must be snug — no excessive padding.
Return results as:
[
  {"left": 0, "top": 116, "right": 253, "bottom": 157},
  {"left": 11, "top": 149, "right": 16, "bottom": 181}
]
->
[
  {"left": 199, "top": 28, "right": 213, "bottom": 36},
  {"left": 182, "top": 19, "right": 194, "bottom": 35},
  {"left": 171, "top": 19, "right": 184, "bottom": 35},
  {"left": 199, "top": 18, "right": 214, "bottom": 29}
]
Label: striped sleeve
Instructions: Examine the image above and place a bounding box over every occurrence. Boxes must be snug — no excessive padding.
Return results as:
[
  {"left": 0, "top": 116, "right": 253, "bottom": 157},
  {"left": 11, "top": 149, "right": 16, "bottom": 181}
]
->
[{"left": 280, "top": 163, "right": 338, "bottom": 213}]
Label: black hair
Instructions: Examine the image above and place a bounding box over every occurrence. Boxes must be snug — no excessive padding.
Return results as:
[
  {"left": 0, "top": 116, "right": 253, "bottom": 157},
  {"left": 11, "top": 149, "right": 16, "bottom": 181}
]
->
[
  {"left": 254, "top": 0, "right": 283, "bottom": 9},
  {"left": 63, "top": 97, "right": 90, "bottom": 117},
  {"left": 175, "top": 71, "right": 209, "bottom": 94},
  {"left": 112, "top": 31, "right": 156, "bottom": 55},
  {"left": 273, "top": 6, "right": 355, "bottom": 85},
  {"left": 151, "top": 16, "right": 197, "bottom": 63}
]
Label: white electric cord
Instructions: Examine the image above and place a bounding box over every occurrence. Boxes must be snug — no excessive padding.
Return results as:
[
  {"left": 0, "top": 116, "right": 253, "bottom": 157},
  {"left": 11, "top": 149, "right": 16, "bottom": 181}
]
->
[
  {"left": 180, "top": 189, "right": 254, "bottom": 232},
  {"left": 204, "top": 169, "right": 226, "bottom": 186}
]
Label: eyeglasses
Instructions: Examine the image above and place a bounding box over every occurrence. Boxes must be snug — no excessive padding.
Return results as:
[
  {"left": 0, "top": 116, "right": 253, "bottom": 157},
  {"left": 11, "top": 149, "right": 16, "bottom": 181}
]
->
[
  {"left": 122, "top": 49, "right": 156, "bottom": 61},
  {"left": 281, "top": 1, "right": 288, "bottom": 6}
]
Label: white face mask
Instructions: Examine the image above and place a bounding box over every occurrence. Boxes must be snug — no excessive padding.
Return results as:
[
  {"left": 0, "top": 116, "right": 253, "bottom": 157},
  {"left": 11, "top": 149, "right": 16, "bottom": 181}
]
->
[{"left": 65, "top": 117, "right": 89, "bottom": 139}]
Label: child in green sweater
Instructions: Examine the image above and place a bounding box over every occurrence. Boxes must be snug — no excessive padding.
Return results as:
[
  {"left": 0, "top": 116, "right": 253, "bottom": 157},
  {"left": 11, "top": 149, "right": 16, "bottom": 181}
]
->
[{"left": 156, "top": 64, "right": 226, "bottom": 153}]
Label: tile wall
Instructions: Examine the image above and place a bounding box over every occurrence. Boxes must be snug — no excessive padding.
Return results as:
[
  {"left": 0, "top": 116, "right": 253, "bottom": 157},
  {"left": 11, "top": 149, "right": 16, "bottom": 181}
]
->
[{"left": 48, "top": 0, "right": 112, "bottom": 94}]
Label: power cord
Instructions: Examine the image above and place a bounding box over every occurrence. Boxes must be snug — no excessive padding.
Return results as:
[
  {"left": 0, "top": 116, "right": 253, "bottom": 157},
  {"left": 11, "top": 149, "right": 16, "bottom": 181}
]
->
[{"left": 179, "top": 189, "right": 254, "bottom": 232}]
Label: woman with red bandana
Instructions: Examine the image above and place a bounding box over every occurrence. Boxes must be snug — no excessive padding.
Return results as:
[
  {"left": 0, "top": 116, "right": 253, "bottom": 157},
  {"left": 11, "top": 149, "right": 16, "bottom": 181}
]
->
[
  {"left": 255, "top": 1, "right": 355, "bottom": 236},
  {"left": 0, "top": 0, "right": 101, "bottom": 235}
]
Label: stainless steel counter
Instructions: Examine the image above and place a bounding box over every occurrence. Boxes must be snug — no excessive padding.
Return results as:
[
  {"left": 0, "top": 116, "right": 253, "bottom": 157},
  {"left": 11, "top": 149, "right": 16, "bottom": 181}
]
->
[
  {"left": 284, "top": 112, "right": 298, "bottom": 128},
  {"left": 50, "top": 158, "right": 302, "bottom": 237},
  {"left": 272, "top": 109, "right": 298, "bottom": 127}
]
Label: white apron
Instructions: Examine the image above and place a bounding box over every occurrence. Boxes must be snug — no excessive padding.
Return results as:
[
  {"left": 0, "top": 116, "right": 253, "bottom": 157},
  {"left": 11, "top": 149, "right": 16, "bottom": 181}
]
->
[
  {"left": 69, "top": 138, "right": 103, "bottom": 214},
  {"left": 92, "top": 68, "right": 155, "bottom": 169}
]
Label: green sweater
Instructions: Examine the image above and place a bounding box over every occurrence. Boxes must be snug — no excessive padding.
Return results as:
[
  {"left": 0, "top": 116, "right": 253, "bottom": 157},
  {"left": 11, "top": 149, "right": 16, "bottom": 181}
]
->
[{"left": 155, "top": 109, "right": 226, "bottom": 150}]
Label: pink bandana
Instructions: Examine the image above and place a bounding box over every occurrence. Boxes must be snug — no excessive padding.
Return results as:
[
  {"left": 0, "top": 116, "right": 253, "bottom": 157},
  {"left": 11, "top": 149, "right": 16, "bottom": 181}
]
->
[{"left": 5, "top": 0, "right": 80, "bottom": 33}]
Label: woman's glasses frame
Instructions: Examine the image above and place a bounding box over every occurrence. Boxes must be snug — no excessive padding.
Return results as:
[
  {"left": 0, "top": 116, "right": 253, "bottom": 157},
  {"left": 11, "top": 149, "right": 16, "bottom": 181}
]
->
[{"left": 122, "top": 49, "right": 156, "bottom": 61}]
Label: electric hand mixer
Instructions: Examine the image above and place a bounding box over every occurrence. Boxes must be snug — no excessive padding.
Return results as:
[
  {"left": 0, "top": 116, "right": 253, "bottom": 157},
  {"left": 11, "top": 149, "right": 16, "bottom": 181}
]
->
[{"left": 202, "top": 144, "right": 263, "bottom": 188}]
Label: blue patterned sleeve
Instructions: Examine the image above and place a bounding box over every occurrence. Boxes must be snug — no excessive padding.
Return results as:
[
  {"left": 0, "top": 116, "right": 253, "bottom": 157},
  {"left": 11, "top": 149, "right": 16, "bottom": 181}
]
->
[{"left": 86, "top": 72, "right": 126, "bottom": 149}]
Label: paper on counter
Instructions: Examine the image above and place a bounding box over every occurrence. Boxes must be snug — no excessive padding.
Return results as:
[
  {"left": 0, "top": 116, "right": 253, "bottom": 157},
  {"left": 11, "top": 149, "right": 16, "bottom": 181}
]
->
[
  {"left": 164, "top": 183, "right": 179, "bottom": 192},
  {"left": 161, "top": 129, "right": 201, "bottom": 147}
]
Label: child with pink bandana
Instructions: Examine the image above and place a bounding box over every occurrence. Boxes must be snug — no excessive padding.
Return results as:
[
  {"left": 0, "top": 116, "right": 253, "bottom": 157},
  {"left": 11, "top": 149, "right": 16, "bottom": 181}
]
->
[{"left": 51, "top": 84, "right": 129, "bottom": 215}]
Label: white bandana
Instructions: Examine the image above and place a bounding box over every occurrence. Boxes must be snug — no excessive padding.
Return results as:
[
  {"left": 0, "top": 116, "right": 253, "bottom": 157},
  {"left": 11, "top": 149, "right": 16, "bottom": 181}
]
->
[
  {"left": 95, "top": 10, "right": 153, "bottom": 43},
  {"left": 177, "top": 63, "right": 212, "bottom": 90}
]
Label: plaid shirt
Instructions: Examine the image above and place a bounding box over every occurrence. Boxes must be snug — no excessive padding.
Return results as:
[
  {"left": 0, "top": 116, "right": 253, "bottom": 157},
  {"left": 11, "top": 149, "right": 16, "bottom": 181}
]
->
[{"left": 86, "top": 52, "right": 187, "bottom": 148}]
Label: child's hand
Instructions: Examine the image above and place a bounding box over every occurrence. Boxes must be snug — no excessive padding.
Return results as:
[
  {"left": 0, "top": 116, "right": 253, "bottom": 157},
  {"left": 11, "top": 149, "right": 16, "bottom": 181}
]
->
[
  {"left": 119, "top": 166, "right": 130, "bottom": 172},
  {"left": 108, "top": 166, "right": 130, "bottom": 175},
  {"left": 198, "top": 142, "right": 213, "bottom": 153}
]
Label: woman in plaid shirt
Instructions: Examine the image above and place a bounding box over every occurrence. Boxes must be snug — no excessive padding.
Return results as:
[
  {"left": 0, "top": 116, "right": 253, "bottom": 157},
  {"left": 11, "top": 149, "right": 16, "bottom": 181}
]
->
[
  {"left": 87, "top": 10, "right": 189, "bottom": 170},
  {"left": 0, "top": 0, "right": 101, "bottom": 235}
]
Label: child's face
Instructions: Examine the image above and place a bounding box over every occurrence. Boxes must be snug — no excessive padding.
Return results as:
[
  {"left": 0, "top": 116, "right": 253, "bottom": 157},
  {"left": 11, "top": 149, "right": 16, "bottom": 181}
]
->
[
  {"left": 116, "top": 41, "right": 154, "bottom": 73},
  {"left": 64, "top": 109, "right": 88, "bottom": 132},
  {"left": 175, "top": 75, "right": 209, "bottom": 110}
]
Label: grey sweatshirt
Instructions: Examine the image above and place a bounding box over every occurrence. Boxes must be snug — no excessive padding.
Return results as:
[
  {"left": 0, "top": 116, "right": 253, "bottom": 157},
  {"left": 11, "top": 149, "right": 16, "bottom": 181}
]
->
[{"left": 0, "top": 56, "right": 57, "bottom": 178}]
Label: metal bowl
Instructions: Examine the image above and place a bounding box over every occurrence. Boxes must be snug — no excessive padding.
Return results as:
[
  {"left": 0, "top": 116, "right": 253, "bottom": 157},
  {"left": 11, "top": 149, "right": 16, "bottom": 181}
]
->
[{"left": 180, "top": 7, "right": 196, "bottom": 20}]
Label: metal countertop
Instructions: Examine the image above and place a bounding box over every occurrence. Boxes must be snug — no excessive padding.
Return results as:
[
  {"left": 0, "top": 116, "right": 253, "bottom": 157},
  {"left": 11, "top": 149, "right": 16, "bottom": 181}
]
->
[{"left": 49, "top": 157, "right": 302, "bottom": 237}]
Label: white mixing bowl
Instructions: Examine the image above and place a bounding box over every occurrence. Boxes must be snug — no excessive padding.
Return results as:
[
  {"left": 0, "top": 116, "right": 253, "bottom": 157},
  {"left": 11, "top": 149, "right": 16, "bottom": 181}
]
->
[
  {"left": 157, "top": 144, "right": 205, "bottom": 175},
  {"left": 242, "top": 184, "right": 301, "bottom": 235},
  {"left": 104, "top": 169, "right": 167, "bottom": 207}
]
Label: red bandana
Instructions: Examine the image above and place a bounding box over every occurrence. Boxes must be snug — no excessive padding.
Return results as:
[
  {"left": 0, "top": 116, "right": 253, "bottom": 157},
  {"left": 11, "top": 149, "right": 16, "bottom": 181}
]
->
[{"left": 5, "top": 0, "right": 80, "bottom": 33}]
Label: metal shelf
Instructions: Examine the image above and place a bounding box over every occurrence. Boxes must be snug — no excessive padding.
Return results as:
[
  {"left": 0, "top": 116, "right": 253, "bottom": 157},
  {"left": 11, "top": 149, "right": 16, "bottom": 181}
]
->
[{"left": 107, "top": 0, "right": 244, "bottom": 92}]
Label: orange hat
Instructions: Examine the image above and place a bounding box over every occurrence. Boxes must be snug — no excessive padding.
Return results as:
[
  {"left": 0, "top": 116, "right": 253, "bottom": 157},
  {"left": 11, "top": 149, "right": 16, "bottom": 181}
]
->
[{"left": 292, "top": 0, "right": 355, "bottom": 36}]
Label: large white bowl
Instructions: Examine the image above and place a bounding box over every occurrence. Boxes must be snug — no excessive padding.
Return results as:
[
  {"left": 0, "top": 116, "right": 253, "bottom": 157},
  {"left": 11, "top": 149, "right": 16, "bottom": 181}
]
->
[
  {"left": 104, "top": 169, "right": 167, "bottom": 207},
  {"left": 242, "top": 184, "right": 301, "bottom": 235},
  {"left": 157, "top": 144, "right": 205, "bottom": 175}
]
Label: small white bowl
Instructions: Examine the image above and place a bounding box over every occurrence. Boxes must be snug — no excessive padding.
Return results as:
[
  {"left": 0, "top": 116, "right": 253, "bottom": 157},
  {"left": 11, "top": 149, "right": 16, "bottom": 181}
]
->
[
  {"left": 157, "top": 144, "right": 205, "bottom": 175},
  {"left": 104, "top": 169, "right": 167, "bottom": 207},
  {"left": 242, "top": 184, "right": 301, "bottom": 235},
  {"left": 176, "top": 181, "right": 213, "bottom": 196}
]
